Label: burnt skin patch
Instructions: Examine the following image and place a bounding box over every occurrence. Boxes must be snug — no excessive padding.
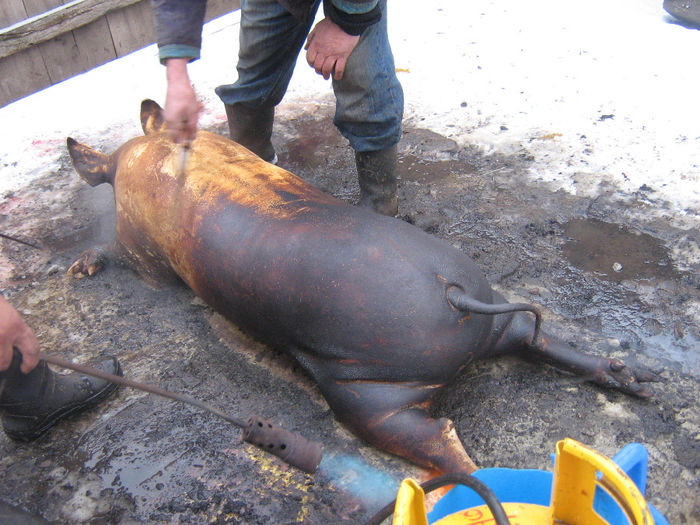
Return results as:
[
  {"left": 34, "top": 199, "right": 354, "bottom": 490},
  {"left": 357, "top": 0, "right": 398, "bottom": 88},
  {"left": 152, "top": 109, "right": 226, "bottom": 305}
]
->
[{"left": 274, "top": 188, "right": 301, "bottom": 203}]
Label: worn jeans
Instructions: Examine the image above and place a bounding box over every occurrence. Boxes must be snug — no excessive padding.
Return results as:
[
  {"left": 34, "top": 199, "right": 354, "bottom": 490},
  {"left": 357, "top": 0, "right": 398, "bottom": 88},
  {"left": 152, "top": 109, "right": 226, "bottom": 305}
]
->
[{"left": 215, "top": 0, "right": 404, "bottom": 152}]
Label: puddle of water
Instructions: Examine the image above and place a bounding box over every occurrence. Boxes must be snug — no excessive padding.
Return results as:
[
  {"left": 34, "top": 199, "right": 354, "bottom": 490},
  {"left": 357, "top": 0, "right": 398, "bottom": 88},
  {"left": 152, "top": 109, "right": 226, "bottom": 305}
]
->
[
  {"left": 562, "top": 218, "right": 679, "bottom": 282},
  {"left": 644, "top": 330, "right": 700, "bottom": 377},
  {"left": 88, "top": 440, "right": 187, "bottom": 498}
]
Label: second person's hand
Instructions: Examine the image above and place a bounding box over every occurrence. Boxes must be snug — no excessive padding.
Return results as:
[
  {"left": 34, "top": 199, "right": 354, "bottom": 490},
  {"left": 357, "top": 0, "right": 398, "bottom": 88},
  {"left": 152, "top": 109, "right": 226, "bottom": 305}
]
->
[
  {"left": 305, "top": 18, "right": 360, "bottom": 81},
  {"left": 164, "top": 58, "right": 201, "bottom": 144},
  {"left": 0, "top": 295, "right": 40, "bottom": 374}
]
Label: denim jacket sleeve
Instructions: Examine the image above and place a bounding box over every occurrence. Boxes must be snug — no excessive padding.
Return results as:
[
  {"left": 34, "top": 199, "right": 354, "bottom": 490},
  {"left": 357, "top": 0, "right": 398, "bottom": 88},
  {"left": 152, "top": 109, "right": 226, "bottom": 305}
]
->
[
  {"left": 151, "top": 0, "right": 208, "bottom": 63},
  {"left": 323, "top": 0, "right": 381, "bottom": 35}
]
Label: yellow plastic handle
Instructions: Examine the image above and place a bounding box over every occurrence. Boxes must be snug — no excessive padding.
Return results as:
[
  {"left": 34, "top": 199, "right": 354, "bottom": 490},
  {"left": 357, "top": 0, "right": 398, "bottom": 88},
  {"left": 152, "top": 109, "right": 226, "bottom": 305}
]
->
[
  {"left": 392, "top": 479, "right": 429, "bottom": 525},
  {"left": 550, "top": 438, "right": 654, "bottom": 525}
]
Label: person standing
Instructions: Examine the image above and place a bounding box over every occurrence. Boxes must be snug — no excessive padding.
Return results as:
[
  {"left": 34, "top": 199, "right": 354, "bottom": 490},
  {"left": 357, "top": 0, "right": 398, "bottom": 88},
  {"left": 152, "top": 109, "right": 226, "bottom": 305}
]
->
[{"left": 151, "top": 0, "right": 404, "bottom": 216}]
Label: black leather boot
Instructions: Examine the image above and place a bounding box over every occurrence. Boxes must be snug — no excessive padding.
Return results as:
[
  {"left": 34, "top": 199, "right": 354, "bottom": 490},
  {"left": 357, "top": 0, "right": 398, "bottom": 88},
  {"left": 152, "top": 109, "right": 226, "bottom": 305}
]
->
[
  {"left": 224, "top": 103, "right": 277, "bottom": 164},
  {"left": 355, "top": 145, "right": 399, "bottom": 217},
  {"left": 0, "top": 349, "right": 121, "bottom": 441}
]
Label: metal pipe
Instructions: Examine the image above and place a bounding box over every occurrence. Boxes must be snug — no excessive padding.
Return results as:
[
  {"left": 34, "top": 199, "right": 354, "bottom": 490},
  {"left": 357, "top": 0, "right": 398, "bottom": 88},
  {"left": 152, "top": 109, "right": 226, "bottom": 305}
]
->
[
  {"left": 42, "top": 353, "right": 323, "bottom": 473},
  {"left": 0, "top": 232, "right": 41, "bottom": 249}
]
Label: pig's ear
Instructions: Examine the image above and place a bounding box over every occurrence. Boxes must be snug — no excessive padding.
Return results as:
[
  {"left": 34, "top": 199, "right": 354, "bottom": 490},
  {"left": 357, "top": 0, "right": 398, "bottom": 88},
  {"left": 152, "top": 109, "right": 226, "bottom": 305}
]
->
[
  {"left": 66, "top": 138, "right": 114, "bottom": 186},
  {"left": 140, "top": 99, "right": 166, "bottom": 135}
]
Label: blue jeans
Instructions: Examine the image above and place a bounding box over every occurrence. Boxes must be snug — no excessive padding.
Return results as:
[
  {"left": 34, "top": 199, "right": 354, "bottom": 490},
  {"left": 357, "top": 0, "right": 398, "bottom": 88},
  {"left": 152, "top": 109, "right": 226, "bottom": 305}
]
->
[{"left": 215, "top": 0, "right": 404, "bottom": 152}]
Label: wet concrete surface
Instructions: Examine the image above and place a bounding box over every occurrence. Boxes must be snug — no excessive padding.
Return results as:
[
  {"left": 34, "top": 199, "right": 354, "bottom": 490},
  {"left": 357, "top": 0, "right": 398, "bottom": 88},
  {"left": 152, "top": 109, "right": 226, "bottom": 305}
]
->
[{"left": 0, "top": 100, "right": 698, "bottom": 523}]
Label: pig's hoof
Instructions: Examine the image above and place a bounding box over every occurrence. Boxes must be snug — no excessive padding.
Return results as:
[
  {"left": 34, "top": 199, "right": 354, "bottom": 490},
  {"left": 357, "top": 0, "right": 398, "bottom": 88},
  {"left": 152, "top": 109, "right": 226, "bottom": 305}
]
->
[
  {"left": 68, "top": 249, "right": 106, "bottom": 278},
  {"left": 596, "top": 358, "right": 663, "bottom": 399}
]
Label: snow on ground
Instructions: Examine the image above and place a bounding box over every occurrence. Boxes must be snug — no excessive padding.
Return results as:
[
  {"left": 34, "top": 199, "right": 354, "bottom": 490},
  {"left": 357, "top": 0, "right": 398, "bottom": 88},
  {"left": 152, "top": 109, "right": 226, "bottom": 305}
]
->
[
  {"left": 391, "top": 0, "right": 700, "bottom": 220},
  {"left": 1, "top": 0, "right": 698, "bottom": 222}
]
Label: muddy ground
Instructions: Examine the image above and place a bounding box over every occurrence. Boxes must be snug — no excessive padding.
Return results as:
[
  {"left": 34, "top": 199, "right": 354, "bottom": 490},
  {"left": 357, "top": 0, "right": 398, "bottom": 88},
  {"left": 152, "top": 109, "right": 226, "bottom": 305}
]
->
[{"left": 0, "top": 100, "right": 698, "bottom": 524}]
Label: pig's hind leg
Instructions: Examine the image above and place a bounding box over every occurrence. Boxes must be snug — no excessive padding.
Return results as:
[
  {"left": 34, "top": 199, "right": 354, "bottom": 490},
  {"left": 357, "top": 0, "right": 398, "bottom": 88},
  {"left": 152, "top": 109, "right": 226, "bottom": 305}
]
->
[
  {"left": 496, "top": 310, "right": 661, "bottom": 398},
  {"left": 321, "top": 380, "right": 478, "bottom": 474},
  {"left": 448, "top": 287, "right": 661, "bottom": 397}
]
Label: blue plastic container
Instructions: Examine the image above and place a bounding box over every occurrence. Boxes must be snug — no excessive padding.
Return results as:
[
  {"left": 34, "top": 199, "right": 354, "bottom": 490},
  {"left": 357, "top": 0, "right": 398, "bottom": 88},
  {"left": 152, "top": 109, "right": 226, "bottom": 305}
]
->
[{"left": 428, "top": 443, "right": 668, "bottom": 525}]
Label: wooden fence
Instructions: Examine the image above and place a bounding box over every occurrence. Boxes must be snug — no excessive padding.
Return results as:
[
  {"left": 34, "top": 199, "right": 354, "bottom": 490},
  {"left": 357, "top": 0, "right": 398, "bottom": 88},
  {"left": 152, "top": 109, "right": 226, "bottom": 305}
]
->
[{"left": 0, "top": 0, "right": 238, "bottom": 108}]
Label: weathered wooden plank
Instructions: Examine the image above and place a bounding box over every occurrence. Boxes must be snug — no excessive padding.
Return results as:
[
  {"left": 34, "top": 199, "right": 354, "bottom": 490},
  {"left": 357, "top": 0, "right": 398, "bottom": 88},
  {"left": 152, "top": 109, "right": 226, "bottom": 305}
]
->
[
  {"left": 0, "top": 0, "right": 141, "bottom": 60},
  {"left": 106, "top": 1, "right": 154, "bottom": 58},
  {"left": 0, "top": 46, "right": 50, "bottom": 106},
  {"left": 0, "top": 0, "right": 27, "bottom": 29},
  {"left": 23, "top": 0, "right": 66, "bottom": 19},
  {"left": 40, "top": 32, "right": 82, "bottom": 85},
  {"left": 1, "top": 0, "right": 241, "bottom": 60},
  {"left": 0, "top": 0, "right": 241, "bottom": 108},
  {"left": 72, "top": 16, "right": 117, "bottom": 71}
]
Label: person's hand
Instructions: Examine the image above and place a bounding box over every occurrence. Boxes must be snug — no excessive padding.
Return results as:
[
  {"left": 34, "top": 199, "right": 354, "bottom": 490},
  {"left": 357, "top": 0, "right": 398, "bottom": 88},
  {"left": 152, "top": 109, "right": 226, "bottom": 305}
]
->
[
  {"left": 164, "top": 58, "right": 201, "bottom": 144},
  {"left": 305, "top": 18, "right": 360, "bottom": 80},
  {"left": 0, "top": 295, "right": 39, "bottom": 373}
]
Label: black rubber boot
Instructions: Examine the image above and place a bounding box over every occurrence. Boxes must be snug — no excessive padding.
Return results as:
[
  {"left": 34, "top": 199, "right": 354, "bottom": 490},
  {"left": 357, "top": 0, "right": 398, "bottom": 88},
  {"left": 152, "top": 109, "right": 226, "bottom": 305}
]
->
[
  {"left": 224, "top": 103, "right": 277, "bottom": 164},
  {"left": 664, "top": 0, "right": 700, "bottom": 26},
  {"left": 355, "top": 145, "right": 399, "bottom": 217},
  {"left": 0, "top": 349, "right": 121, "bottom": 441}
]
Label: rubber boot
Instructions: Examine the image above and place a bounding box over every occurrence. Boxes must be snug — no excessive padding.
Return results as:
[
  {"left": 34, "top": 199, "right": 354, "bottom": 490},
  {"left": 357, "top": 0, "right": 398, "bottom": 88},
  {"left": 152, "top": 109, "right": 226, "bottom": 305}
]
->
[
  {"left": 355, "top": 145, "right": 399, "bottom": 216},
  {"left": 0, "top": 349, "right": 121, "bottom": 441},
  {"left": 224, "top": 103, "right": 277, "bottom": 164}
]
